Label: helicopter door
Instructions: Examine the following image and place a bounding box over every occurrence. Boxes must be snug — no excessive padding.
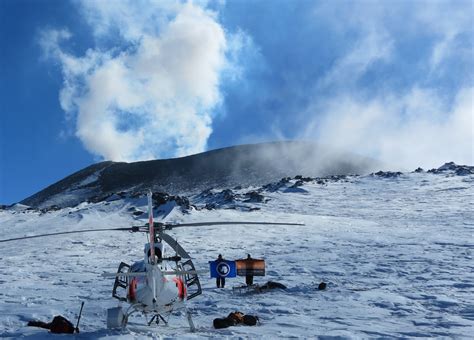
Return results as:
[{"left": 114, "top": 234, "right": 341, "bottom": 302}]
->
[{"left": 112, "top": 262, "right": 131, "bottom": 302}]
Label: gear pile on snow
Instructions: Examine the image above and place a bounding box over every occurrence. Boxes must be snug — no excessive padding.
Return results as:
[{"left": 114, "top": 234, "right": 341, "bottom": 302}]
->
[
  {"left": 232, "top": 281, "right": 287, "bottom": 294},
  {"left": 27, "top": 315, "right": 76, "bottom": 334},
  {"left": 213, "top": 311, "right": 260, "bottom": 329}
]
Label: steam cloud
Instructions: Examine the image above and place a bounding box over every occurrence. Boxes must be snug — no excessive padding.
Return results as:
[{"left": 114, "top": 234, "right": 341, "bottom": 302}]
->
[
  {"left": 40, "top": 1, "right": 236, "bottom": 161},
  {"left": 40, "top": 1, "right": 473, "bottom": 169},
  {"left": 301, "top": 1, "right": 474, "bottom": 169},
  {"left": 304, "top": 87, "right": 473, "bottom": 170}
]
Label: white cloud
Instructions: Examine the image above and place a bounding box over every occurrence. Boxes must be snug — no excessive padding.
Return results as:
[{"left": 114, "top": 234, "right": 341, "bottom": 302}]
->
[
  {"left": 304, "top": 87, "right": 473, "bottom": 169},
  {"left": 318, "top": 26, "right": 394, "bottom": 90},
  {"left": 414, "top": 1, "right": 473, "bottom": 71},
  {"left": 41, "top": 1, "right": 238, "bottom": 161},
  {"left": 39, "top": 28, "right": 71, "bottom": 59},
  {"left": 302, "top": 0, "right": 473, "bottom": 169}
]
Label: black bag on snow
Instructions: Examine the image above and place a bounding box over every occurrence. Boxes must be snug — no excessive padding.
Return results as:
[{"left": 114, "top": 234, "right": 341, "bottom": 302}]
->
[
  {"left": 243, "top": 315, "right": 259, "bottom": 326},
  {"left": 27, "top": 315, "right": 75, "bottom": 334},
  {"left": 49, "top": 315, "right": 75, "bottom": 334},
  {"left": 213, "top": 318, "right": 232, "bottom": 329}
]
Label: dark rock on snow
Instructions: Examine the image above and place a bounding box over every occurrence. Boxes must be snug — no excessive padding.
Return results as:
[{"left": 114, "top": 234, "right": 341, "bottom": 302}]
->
[
  {"left": 428, "top": 162, "right": 474, "bottom": 175},
  {"left": 371, "top": 171, "right": 403, "bottom": 178},
  {"left": 243, "top": 191, "right": 266, "bottom": 203}
]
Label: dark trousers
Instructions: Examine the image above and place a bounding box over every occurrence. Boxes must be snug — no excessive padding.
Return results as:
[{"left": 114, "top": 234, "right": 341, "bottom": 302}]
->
[
  {"left": 246, "top": 275, "right": 253, "bottom": 286},
  {"left": 216, "top": 277, "right": 225, "bottom": 288}
]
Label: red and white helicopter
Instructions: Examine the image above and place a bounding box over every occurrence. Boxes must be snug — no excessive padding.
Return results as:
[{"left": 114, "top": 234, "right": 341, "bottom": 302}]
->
[{"left": 0, "top": 192, "right": 303, "bottom": 332}]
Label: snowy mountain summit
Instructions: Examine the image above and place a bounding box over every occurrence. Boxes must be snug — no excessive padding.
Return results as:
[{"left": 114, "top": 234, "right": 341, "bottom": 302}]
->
[
  {"left": 19, "top": 141, "right": 379, "bottom": 209},
  {"left": 0, "top": 148, "right": 473, "bottom": 338}
]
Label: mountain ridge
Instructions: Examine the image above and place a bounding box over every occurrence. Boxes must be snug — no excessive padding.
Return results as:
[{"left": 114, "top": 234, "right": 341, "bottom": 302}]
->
[{"left": 21, "top": 141, "right": 381, "bottom": 208}]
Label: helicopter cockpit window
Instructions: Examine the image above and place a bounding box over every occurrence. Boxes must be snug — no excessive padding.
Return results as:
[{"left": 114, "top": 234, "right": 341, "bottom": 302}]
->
[{"left": 147, "top": 247, "right": 162, "bottom": 260}]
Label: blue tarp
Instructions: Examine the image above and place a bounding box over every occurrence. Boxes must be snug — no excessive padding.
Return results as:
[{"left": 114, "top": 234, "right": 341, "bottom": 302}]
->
[{"left": 209, "top": 260, "right": 237, "bottom": 278}]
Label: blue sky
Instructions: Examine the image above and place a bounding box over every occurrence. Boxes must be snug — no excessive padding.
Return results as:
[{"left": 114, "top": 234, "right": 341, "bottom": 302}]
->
[{"left": 1, "top": 0, "right": 473, "bottom": 204}]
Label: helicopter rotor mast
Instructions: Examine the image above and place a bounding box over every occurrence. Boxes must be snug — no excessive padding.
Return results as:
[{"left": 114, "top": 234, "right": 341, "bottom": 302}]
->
[
  {"left": 146, "top": 191, "right": 160, "bottom": 308},
  {"left": 148, "top": 191, "right": 156, "bottom": 263}
]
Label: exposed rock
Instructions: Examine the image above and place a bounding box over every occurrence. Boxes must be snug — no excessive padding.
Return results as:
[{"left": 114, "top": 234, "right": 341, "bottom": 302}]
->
[
  {"left": 262, "top": 177, "right": 292, "bottom": 192},
  {"left": 221, "top": 189, "right": 236, "bottom": 203},
  {"left": 294, "top": 175, "right": 313, "bottom": 182},
  {"left": 437, "top": 162, "right": 458, "bottom": 171},
  {"left": 88, "top": 193, "right": 113, "bottom": 204},
  {"left": 197, "top": 188, "right": 214, "bottom": 199},
  {"left": 196, "top": 189, "right": 238, "bottom": 206},
  {"left": 152, "top": 192, "right": 190, "bottom": 211},
  {"left": 205, "top": 203, "right": 216, "bottom": 210},
  {"left": 428, "top": 162, "right": 474, "bottom": 176},
  {"left": 243, "top": 191, "right": 267, "bottom": 203},
  {"left": 456, "top": 167, "right": 474, "bottom": 176},
  {"left": 290, "top": 180, "right": 305, "bottom": 188},
  {"left": 130, "top": 191, "right": 142, "bottom": 198},
  {"left": 40, "top": 205, "right": 61, "bottom": 214},
  {"left": 371, "top": 171, "right": 403, "bottom": 178},
  {"left": 152, "top": 192, "right": 171, "bottom": 205}
]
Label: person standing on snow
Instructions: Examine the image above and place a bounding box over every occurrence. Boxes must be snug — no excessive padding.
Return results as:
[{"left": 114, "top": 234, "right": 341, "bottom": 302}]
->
[
  {"left": 216, "top": 254, "right": 226, "bottom": 288},
  {"left": 245, "top": 254, "right": 254, "bottom": 286}
]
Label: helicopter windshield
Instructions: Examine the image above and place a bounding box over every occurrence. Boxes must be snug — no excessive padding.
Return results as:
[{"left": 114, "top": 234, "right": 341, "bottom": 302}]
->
[{"left": 144, "top": 243, "right": 163, "bottom": 262}]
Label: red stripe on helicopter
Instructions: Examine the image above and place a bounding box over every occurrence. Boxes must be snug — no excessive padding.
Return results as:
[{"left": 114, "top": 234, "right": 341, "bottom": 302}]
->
[
  {"left": 173, "top": 277, "right": 186, "bottom": 300},
  {"left": 128, "top": 278, "right": 138, "bottom": 302}
]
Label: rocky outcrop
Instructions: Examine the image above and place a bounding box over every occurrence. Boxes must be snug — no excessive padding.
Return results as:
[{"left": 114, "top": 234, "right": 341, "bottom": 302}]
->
[
  {"left": 371, "top": 171, "right": 403, "bottom": 178},
  {"left": 428, "top": 162, "right": 474, "bottom": 176}
]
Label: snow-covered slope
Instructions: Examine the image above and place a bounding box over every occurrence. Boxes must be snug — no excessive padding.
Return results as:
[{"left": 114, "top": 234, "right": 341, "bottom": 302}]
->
[{"left": 1, "top": 163, "right": 473, "bottom": 338}]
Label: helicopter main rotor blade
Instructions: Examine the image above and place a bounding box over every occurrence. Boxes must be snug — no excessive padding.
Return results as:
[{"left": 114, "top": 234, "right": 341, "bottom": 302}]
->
[
  {"left": 102, "top": 269, "right": 207, "bottom": 278},
  {"left": 0, "top": 222, "right": 304, "bottom": 243},
  {"left": 0, "top": 227, "right": 137, "bottom": 243},
  {"left": 163, "top": 221, "right": 305, "bottom": 230}
]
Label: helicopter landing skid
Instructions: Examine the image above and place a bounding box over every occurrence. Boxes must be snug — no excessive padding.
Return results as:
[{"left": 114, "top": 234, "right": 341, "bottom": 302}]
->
[
  {"left": 107, "top": 305, "right": 195, "bottom": 332},
  {"left": 148, "top": 313, "right": 168, "bottom": 326},
  {"left": 186, "top": 308, "right": 196, "bottom": 332},
  {"left": 146, "top": 308, "right": 195, "bottom": 332}
]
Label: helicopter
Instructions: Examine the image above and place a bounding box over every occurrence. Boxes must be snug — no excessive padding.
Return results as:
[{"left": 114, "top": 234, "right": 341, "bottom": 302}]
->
[{"left": 0, "top": 192, "right": 304, "bottom": 332}]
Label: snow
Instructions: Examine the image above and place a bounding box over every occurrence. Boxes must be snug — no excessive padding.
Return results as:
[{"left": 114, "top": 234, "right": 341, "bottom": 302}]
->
[
  {"left": 78, "top": 174, "right": 99, "bottom": 187},
  {"left": 0, "top": 171, "right": 473, "bottom": 338}
]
